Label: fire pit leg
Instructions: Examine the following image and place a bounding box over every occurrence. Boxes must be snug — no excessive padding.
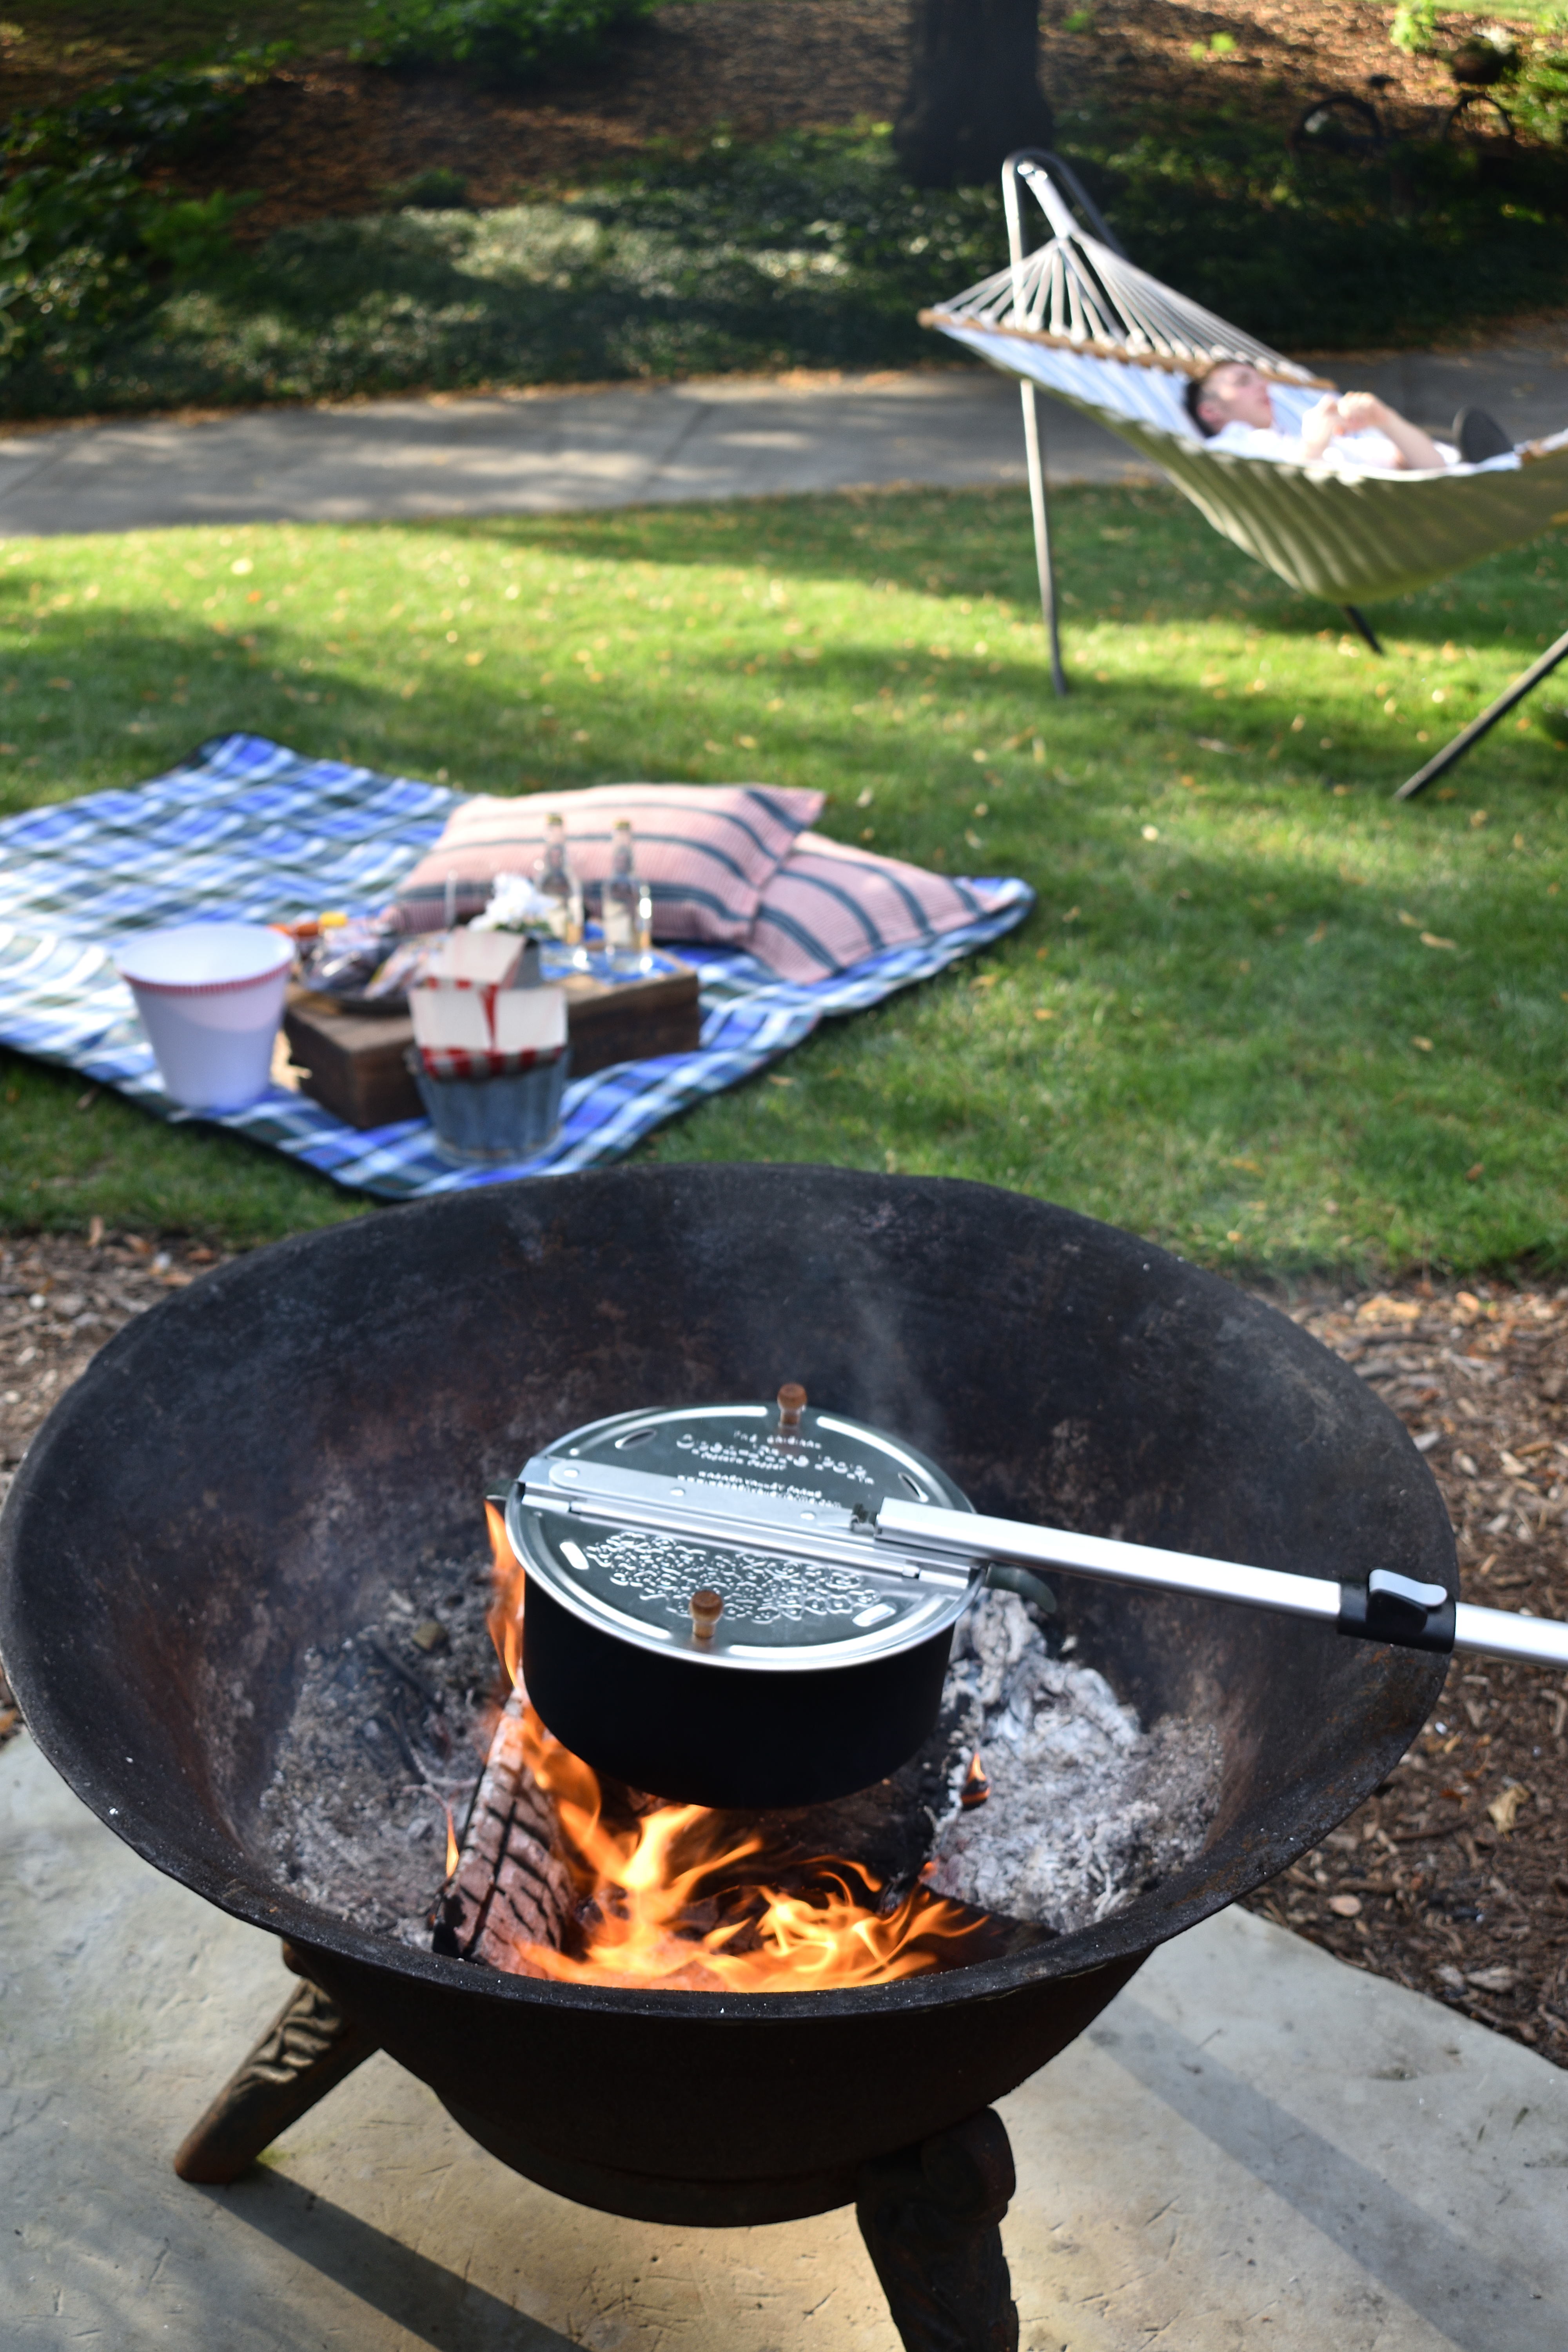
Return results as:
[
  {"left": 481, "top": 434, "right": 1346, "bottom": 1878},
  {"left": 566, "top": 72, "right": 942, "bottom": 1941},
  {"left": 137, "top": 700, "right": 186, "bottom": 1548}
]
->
[
  {"left": 173, "top": 1955, "right": 378, "bottom": 2186},
  {"left": 855, "top": 2107, "right": 1019, "bottom": 2352}
]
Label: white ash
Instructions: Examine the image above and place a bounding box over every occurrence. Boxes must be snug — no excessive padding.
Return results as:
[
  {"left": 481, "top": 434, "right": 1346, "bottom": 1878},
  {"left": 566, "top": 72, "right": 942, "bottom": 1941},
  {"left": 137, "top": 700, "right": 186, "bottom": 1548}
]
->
[
  {"left": 926, "top": 1592, "right": 1220, "bottom": 1932},
  {"left": 256, "top": 1552, "right": 496, "bottom": 1947}
]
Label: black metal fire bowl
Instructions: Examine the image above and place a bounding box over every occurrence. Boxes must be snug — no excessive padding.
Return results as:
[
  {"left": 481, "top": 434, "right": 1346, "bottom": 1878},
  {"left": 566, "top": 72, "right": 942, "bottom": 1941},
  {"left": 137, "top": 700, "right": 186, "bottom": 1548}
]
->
[{"left": 0, "top": 1165, "right": 1451, "bottom": 2226}]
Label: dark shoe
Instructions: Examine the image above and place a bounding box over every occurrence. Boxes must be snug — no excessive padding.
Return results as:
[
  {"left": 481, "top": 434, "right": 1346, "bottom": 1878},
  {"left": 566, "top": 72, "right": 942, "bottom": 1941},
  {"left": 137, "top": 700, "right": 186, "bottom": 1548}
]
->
[{"left": 1454, "top": 406, "right": 1513, "bottom": 463}]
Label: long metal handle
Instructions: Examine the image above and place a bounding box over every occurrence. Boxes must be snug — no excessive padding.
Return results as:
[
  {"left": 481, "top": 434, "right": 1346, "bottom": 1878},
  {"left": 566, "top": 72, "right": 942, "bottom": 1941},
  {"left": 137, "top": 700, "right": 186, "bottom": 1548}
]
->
[
  {"left": 515, "top": 1458, "right": 1568, "bottom": 1670},
  {"left": 1454, "top": 1601, "right": 1568, "bottom": 1667},
  {"left": 879, "top": 1499, "right": 1568, "bottom": 1668},
  {"left": 879, "top": 1499, "right": 1340, "bottom": 1622},
  {"left": 519, "top": 1456, "right": 971, "bottom": 1589}
]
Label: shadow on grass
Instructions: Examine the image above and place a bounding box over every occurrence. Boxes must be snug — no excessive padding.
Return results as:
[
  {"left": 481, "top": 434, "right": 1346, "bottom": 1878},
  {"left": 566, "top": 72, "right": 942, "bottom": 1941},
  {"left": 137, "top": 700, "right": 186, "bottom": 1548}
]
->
[{"left": 2, "top": 486, "right": 1566, "bottom": 1264}]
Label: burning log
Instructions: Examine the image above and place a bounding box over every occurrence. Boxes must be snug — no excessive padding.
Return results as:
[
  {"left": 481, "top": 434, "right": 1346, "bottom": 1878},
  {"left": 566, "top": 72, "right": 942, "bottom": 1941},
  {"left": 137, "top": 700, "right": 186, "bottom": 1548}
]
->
[
  {"left": 432, "top": 1690, "right": 574, "bottom": 1969},
  {"left": 431, "top": 1677, "right": 1024, "bottom": 1991},
  {"left": 435, "top": 1493, "right": 1123, "bottom": 1992}
]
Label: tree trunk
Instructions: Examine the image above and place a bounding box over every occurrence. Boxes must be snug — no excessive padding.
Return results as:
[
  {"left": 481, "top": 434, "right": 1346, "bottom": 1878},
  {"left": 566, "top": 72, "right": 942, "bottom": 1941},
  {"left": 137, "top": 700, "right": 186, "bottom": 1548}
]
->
[{"left": 894, "top": 0, "right": 1053, "bottom": 189}]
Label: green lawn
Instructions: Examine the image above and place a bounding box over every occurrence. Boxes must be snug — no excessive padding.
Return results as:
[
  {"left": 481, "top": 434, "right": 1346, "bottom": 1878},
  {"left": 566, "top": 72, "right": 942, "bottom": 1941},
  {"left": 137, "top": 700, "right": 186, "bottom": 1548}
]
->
[{"left": 4, "top": 482, "right": 1568, "bottom": 1276}]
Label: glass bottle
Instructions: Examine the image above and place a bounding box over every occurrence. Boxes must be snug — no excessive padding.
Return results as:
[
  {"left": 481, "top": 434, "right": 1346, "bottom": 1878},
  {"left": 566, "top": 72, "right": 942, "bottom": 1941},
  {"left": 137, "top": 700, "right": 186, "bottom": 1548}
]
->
[
  {"left": 532, "top": 813, "right": 584, "bottom": 960},
  {"left": 599, "top": 819, "right": 652, "bottom": 969}
]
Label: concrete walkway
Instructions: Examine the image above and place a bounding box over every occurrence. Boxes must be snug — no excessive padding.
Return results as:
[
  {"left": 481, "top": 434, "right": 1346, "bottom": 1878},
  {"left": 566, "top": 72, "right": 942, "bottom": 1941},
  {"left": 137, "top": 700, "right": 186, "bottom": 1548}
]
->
[
  {"left": 0, "top": 371, "right": 1144, "bottom": 539},
  {"left": 0, "top": 331, "right": 1564, "bottom": 539},
  {"left": 5, "top": 1728, "right": 1566, "bottom": 2351}
]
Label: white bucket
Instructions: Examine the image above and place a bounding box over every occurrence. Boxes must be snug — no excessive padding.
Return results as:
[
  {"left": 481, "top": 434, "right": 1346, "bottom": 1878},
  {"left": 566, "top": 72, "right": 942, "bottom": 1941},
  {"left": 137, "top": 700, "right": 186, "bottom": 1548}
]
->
[{"left": 116, "top": 922, "right": 293, "bottom": 1112}]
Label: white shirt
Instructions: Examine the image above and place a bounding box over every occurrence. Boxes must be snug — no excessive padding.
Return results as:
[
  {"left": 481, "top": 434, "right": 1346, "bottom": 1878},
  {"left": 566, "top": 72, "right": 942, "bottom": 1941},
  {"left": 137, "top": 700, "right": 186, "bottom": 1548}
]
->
[
  {"left": 1206, "top": 387, "right": 1457, "bottom": 472},
  {"left": 1208, "top": 417, "right": 1410, "bottom": 472}
]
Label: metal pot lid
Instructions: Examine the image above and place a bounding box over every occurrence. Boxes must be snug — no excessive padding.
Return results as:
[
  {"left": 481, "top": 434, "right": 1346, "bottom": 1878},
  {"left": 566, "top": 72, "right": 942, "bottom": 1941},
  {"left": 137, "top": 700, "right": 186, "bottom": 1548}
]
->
[{"left": 505, "top": 1392, "right": 978, "bottom": 1672}]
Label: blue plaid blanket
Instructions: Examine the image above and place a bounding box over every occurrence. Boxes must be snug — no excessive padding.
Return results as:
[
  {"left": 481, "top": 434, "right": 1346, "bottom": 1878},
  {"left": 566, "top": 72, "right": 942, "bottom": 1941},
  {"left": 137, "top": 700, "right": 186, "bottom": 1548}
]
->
[{"left": 0, "top": 735, "right": 1034, "bottom": 1200}]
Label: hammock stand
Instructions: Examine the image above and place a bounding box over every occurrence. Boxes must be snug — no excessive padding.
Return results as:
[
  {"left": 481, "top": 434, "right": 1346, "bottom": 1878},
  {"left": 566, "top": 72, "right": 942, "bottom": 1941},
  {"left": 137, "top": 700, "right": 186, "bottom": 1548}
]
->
[{"left": 922, "top": 152, "right": 1568, "bottom": 795}]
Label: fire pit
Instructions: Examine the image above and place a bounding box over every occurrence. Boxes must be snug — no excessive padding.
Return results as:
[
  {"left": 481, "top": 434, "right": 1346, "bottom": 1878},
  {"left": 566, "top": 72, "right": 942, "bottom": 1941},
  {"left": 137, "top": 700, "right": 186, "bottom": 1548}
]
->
[{"left": 0, "top": 1167, "right": 1451, "bottom": 2347}]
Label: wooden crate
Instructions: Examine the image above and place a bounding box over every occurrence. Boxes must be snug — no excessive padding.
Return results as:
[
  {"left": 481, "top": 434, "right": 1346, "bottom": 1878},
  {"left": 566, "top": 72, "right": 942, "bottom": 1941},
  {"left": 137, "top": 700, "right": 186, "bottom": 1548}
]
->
[{"left": 282, "top": 961, "right": 702, "bottom": 1131}]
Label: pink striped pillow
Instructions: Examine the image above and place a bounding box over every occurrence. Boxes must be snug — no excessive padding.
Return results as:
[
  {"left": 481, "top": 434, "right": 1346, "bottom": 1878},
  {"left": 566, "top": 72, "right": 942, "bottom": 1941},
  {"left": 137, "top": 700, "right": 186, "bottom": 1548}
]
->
[
  {"left": 748, "top": 832, "right": 986, "bottom": 983},
  {"left": 397, "top": 782, "right": 823, "bottom": 943}
]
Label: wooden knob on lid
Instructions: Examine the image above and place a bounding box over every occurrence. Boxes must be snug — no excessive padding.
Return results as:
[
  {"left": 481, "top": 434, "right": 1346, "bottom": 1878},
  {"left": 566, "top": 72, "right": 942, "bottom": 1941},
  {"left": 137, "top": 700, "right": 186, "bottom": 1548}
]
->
[
  {"left": 777, "top": 1382, "right": 807, "bottom": 1432},
  {"left": 690, "top": 1588, "right": 724, "bottom": 1641}
]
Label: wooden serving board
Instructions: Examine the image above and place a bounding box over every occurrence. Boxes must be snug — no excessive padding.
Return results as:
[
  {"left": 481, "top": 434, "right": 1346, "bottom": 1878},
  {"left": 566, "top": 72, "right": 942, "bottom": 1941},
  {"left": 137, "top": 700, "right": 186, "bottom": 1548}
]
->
[{"left": 282, "top": 960, "right": 701, "bottom": 1131}]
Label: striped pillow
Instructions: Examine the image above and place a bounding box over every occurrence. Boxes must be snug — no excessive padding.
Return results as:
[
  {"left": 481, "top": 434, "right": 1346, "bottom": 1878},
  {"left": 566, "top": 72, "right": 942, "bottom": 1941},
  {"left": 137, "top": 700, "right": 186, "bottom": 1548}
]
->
[
  {"left": 396, "top": 782, "right": 822, "bottom": 943},
  {"left": 749, "top": 833, "right": 987, "bottom": 984}
]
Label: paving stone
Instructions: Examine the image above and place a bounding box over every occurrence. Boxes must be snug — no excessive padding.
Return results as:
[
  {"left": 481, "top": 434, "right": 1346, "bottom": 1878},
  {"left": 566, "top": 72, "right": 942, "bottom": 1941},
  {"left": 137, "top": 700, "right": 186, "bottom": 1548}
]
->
[{"left": 4, "top": 1731, "right": 1567, "bottom": 2348}]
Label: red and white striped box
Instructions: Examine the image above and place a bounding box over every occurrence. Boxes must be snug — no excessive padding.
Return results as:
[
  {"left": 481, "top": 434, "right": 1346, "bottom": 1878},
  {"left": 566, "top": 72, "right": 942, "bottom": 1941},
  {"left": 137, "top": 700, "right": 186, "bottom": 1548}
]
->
[{"left": 410, "top": 972, "right": 567, "bottom": 1077}]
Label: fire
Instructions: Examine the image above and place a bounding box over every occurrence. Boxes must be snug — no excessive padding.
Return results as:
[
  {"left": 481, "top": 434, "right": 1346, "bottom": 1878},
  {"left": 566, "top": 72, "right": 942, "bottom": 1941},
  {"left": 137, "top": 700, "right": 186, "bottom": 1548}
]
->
[
  {"left": 484, "top": 1497, "right": 524, "bottom": 1690},
  {"left": 495, "top": 1707, "right": 973, "bottom": 1992},
  {"left": 476, "top": 1492, "right": 980, "bottom": 1992},
  {"left": 444, "top": 1802, "right": 460, "bottom": 1880}
]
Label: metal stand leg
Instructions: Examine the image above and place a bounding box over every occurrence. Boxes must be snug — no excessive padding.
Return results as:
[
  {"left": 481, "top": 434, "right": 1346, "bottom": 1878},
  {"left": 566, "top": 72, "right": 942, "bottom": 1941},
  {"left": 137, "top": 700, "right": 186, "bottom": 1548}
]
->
[
  {"left": 174, "top": 1956, "right": 378, "bottom": 2185},
  {"left": 1396, "top": 620, "right": 1568, "bottom": 799},
  {"left": 856, "top": 2108, "right": 1019, "bottom": 2352},
  {"left": 1342, "top": 604, "right": 1383, "bottom": 655},
  {"left": 1021, "top": 382, "right": 1067, "bottom": 697}
]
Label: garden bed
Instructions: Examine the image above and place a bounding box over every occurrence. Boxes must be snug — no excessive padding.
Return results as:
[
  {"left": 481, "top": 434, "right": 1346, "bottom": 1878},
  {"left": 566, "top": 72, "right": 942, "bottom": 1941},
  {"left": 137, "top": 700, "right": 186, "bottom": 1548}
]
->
[
  {"left": 4, "top": 4, "right": 1568, "bottom": 416},
  {"left": 2, "top": 4, "right": 1542, "bottom": 232}
]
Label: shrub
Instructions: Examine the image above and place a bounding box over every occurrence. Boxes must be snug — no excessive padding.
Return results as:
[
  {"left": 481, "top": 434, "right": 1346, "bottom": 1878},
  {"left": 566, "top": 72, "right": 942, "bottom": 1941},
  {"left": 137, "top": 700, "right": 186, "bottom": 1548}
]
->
[
  {"left": 355, "top": 0, "right": 657, "bottom": 85},
  {"left": 1510, "top": 22, "right": 1568, "bottom": 148},
  {"left": 383, "top": 166, "right": 472, "bottom": 209},
  {"left": 1389, "top": 4, "right": 1440, "bottom": 56},
  {"left": 9, "top": 114, "right": 1568, "bottom": 419},
  {"left": 0, "top": 56, "right": 268, "bottom": 381}
]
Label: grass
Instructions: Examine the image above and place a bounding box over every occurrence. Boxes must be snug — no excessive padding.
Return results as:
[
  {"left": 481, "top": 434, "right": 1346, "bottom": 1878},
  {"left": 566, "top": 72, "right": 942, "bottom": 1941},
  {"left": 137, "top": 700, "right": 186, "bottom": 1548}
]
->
[{"left": 3, "top": 483, "right": 1568, "bottom": 1275}]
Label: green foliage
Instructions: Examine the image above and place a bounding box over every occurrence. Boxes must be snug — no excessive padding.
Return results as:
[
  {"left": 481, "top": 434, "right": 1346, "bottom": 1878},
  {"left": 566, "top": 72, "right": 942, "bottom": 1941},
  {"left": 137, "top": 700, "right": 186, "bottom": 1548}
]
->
[
  {"left": 0, "top": 126, "right": 1012, "bottom": 414},
  {"left": 1058, "top": 107, "right": 1568, "bottom": 351},
  {"left": 354, "top": 0, "right": 656, "bottom": 84},
  {"left": 383, "top": 166, "right": 472, "bottom": 210},
  {"left": 0, "top": 55, "right": 266, "bottom": 380},
  {"left": 1509, "top": 23, "right": 1568, "bottom": 146},
  {"left": 8, "top": 102, "right": 1568, "bottom": 416},
  {"left": 1390, "top": 4, "right": 1441, "bottom": 55},
  {"left": 3, "top": 490, "right": 1568, "bottom": 1276}
]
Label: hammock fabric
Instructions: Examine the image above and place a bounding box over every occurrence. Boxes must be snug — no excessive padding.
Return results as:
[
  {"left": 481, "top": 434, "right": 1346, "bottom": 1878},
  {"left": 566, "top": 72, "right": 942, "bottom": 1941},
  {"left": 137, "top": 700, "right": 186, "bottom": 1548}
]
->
[{"left": 922, "top": 157, "right": 1568, "bottom": 609}]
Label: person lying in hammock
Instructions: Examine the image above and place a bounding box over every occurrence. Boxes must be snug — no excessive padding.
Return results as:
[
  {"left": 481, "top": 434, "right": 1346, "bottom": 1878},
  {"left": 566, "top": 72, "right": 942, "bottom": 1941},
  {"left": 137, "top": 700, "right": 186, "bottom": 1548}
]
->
[{"left": 1184, "top": 360, "right": 1512, "bottom": 472}]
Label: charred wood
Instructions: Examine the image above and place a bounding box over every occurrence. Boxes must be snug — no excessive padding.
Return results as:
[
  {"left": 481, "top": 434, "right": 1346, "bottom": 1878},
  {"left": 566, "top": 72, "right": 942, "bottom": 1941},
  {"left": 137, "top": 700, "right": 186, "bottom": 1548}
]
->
[{"left": 432, "top": 1691, "right": 574, "bottom": 1968}]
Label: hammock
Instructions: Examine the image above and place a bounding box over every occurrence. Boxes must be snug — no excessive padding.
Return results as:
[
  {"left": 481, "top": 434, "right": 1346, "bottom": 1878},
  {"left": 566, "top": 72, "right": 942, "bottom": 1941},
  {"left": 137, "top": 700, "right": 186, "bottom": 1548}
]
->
[{"left": 921, "top": 154, "right": 1568, "bottom": 615}]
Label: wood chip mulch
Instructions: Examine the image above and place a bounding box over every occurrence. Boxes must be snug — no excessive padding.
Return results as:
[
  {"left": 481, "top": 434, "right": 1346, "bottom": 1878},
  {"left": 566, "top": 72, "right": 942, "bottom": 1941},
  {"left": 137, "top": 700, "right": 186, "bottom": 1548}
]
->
[
  {"left": 4, "top": 1233, "right": 1566, "bottom": 2065},
  {"left": 0, "top": 1226, "right": 234, "bottom": 1759},
  {"left": 1241, "top": 1281, "right": 1568, "bottom": 2066},
  {"left": 134, "top": 2, "right": 1530, "bottom": 244}
]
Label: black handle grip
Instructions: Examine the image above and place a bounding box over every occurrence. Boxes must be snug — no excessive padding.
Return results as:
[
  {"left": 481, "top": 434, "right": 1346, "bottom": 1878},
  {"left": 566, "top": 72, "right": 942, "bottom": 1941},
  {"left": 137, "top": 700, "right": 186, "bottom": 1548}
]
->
[{"left": 1339, "top": 1569, "right": 1455, "bottom": 1653}]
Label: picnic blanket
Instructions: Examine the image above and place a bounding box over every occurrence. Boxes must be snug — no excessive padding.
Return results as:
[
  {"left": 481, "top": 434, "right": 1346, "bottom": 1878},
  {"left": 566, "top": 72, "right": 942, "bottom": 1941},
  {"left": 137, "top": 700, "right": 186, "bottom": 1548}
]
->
[{"left": 0, "top": 735, "right": 1034, "bottom": 1199}]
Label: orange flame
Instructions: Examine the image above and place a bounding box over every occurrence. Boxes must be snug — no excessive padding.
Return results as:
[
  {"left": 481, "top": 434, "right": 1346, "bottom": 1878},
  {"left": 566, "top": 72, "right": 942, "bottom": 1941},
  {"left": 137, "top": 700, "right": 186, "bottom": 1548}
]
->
[
  {"left": 444, "top": 1802, "right": 460, "bottom": 1880},
  {"left": 484, "top": 1497, "right": 524, "bottom": 1690},
  {"left": 487, "top": 1707, "right": 978, "bottom": 1993},
  {"left": 472, "top": 1500, "right": 982, "bottom": 1991}
]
